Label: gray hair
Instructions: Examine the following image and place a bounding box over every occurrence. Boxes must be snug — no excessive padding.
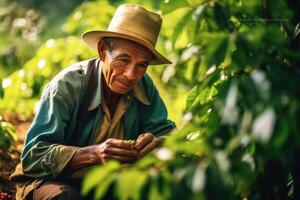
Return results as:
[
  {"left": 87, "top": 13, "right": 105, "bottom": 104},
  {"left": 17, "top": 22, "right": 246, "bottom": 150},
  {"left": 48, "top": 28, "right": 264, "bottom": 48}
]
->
[
  {"left": 102, "top": 37, "right": 115, "bottom": 52},
  {"left": 101, "top": 37, "right": 154, "bottom": 60}
]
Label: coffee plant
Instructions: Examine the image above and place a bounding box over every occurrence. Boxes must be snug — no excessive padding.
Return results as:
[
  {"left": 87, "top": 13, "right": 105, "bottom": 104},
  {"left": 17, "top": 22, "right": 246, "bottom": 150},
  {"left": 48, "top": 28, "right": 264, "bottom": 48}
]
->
[
  {"left": 81, "top": 0, "right": 300, "bottom": 199},
  {"left": 1, "top": 0, "right": 299, "bottom": 199}
]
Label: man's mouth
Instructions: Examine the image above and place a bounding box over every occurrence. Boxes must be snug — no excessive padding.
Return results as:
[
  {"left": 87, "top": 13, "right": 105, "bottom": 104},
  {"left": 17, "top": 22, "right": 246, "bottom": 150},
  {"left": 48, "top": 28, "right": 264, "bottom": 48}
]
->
[{"left": 118, "top": 81, "right": 132, "bottom": 88}]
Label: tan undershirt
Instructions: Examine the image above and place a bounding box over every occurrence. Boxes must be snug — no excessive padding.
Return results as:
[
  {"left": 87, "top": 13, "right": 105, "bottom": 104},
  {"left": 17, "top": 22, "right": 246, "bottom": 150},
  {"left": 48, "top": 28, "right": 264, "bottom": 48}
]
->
[
  {"left": 93, "top": 93, "right": 130, "bottom": 144},
  {"left": 93, "top": 83, "right": 150, "bottom": 144},
  {"left": 68, "top": 92, "right": 132, "bottom": 178},
  {"left": 67, "top": 84, "right": 150, "bottom": 178}
]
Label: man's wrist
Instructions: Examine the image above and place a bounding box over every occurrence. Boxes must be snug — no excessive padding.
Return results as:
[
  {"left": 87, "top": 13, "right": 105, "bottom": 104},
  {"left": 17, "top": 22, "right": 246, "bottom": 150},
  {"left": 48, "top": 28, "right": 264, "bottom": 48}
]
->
[
  {"left": 91, "top": 145, "right": 102, "bottom": 164},
  {"left": 67, "top": 145, "right": 101, "bottom": 173},
  {"left": 79, "top": 145, "right": 101, "bottom": 165}
]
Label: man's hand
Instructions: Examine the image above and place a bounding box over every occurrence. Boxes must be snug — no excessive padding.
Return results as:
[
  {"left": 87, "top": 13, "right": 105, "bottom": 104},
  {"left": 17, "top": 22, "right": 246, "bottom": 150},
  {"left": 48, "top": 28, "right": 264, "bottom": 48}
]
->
[
  {"left": 65, "top": 138, "right": 137, "bottom": 173},
  {"left": 135, "top": 133, "right": 160, "bottom": 158},
  {"left": 66, "top": 135, "right": 158, "bottom": 174},
  {"left": 96, "top": 138, "right": 138, "bottom": 163}
]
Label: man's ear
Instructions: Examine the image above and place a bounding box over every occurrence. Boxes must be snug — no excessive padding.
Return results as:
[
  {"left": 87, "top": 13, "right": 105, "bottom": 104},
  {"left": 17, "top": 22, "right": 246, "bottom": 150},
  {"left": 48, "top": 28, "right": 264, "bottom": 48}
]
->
[{"left": 97, "top": 39, "right": 107, "bottom": 61}]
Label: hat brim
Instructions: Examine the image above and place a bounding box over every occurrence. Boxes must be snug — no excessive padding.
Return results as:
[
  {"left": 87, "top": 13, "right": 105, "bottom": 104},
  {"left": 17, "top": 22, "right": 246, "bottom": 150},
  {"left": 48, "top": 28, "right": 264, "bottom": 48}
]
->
[{"left": 82, "top": 30, "right": 172, "bottom": 65}]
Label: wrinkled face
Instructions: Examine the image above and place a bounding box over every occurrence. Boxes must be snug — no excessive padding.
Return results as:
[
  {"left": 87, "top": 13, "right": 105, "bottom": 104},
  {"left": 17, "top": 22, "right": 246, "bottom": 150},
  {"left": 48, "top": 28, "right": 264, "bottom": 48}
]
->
[{"left": 99, "top": 38, "right": 152, "bottom": 94}]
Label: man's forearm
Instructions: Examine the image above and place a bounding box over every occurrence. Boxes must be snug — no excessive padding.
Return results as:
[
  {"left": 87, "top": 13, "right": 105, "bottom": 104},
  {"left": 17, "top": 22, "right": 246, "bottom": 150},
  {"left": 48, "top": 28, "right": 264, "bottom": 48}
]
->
[{"left": 65, "top": 145, "right": 100, "bottom": 173}]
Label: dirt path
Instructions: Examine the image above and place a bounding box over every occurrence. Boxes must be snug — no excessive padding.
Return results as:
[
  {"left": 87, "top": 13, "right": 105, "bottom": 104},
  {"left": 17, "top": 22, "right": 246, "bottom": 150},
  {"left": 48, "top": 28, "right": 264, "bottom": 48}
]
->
[{"left": 0, "top": 118, "right": 31, "bottom": 199}]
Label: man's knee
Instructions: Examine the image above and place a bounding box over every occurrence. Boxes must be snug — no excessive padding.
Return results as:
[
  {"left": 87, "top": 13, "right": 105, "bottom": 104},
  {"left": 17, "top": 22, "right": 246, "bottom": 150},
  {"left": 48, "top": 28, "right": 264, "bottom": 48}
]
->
[{"left": 32, "top": 181, "right": 83, "bottom": 200}]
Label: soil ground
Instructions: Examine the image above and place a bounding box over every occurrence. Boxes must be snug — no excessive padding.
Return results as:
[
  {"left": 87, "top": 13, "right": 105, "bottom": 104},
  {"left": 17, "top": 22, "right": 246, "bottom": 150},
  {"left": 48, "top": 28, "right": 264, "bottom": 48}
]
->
[{"left": 0, "top": 117, "right": 31, "bottom": 199}]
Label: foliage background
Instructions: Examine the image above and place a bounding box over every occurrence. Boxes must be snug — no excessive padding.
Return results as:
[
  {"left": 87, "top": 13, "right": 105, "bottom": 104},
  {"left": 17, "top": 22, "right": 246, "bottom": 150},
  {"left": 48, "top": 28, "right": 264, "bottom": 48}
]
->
[{"left": 1, "top": 0, "right": 300, "bottom": 199}]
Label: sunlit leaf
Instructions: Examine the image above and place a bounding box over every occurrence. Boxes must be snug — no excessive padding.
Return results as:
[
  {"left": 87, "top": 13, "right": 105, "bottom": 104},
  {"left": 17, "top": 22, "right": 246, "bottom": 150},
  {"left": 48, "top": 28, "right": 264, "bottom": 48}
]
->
[
  {"left": 82, "top": 161, "right": 120, "bottom": 196},
  {"left": 193, "top": 5, "right": 205, "bottom": 42},
  {"left": 94, "top": 175, "right": 115, "bottom": 200},
  {"left": 186, "top": 86, "right": 199, "bottom": 110},
  {"left": 161, "top": 0, "right": 190, "bottom": 15},
  {"left": 171, "top": 8, "right": 194, "bottom": 47},
  {"left": 116, "top": 169, "right": 148, "bottom": 200}
]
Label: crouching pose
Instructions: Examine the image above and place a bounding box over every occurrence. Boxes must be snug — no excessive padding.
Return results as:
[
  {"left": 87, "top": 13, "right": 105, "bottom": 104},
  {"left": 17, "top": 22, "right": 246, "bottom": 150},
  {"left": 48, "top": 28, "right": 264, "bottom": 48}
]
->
[{"left": 10, "top": 4, "right": 175, "bottom": 200}]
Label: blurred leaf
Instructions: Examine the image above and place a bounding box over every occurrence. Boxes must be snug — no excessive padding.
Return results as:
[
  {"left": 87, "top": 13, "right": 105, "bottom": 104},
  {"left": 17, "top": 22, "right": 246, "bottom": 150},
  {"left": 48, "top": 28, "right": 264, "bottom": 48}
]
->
[
  {"left": 191, "top": 163, "right": 206, "bottom": 192},
  {"left": 0, "top": 120, "right": 17, "bottom": 150},
  {"left": 135, "top": 154, "right": 158, "bottom": 169},
  {"left": 294, "top": 23, "right": 300, "bottom": 38},
  {"left": 116, "top": 169, "right": 148, "bottom": 200},
  {"left": 204, "top": 34, "right": 228, "bottom": 67},
  {"left": 272, "top": 118, "right": 289, "bottom": 148},
  {"left": 193, "top": 5, "right": 205, "bottom": 42},
  {"left": 214, "top": 3, "right": 230, "bottom": 30},
  {"left": 82, "top": 161, "right": 120, "bottom": 196},
  {"left": 149, "top": 183, "right": 165, "bottom": 200},
  {"left": 172, "top": 8, "right": 194, "bottom": 47},
  {"left": 94, "top": 175, "right": 115, "bottom": 200},
  {"left": 161, "top": 0, "right": 190, "bottom": 15},
  {"left": 186, "top": 86, "right": 199, "bottom": 110},
  {"left": 252, "top": 107, "right": 276, "bottom": 143},
  {"left": 164, "top": 123, "right": 199, "bottom": 147},
  {"left": 186, "top": 85, "right": 214, "bottom": 112}
]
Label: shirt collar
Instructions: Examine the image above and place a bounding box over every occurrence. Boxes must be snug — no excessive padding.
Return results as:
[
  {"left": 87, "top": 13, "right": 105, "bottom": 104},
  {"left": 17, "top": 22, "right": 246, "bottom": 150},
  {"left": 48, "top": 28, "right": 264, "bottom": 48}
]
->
[
  {"left": 87, "top": 59, "right": 102, "bottom": 111},
  {"left": 87, "top": 61, "right": 150, "bottom": 111},
  {"left": 132, "top": 83, "right": 151, "bottom": 105}
]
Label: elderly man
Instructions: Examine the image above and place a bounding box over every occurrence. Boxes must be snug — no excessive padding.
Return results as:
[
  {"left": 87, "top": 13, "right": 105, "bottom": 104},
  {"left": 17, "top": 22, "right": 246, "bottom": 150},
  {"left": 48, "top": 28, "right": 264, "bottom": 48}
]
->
[{"left": 10, "top": 3, "right": 175, "bottom": 200}]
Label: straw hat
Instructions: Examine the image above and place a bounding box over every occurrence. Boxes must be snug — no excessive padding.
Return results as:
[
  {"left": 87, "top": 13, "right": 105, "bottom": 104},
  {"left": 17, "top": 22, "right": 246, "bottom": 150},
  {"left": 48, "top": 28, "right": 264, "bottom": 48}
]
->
[{"left": 82, "top": 4, "right": 171, "bottom": 65}]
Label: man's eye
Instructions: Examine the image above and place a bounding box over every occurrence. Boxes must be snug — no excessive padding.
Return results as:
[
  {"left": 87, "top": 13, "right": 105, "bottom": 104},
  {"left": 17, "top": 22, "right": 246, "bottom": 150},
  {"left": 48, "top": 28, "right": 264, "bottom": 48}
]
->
[
  {"left": 138, "top": 64, "right": 147, "bottom": 68},
  {"left": 119, "top": 59, "right": 128, "bottom": 64}
]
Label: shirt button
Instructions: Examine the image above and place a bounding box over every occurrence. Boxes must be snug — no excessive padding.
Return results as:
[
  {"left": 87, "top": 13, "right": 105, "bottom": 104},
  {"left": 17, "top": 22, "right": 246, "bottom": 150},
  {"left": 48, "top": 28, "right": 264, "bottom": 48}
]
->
[{"left": 126, "top": 96, "right": 131, "bottom": 100}]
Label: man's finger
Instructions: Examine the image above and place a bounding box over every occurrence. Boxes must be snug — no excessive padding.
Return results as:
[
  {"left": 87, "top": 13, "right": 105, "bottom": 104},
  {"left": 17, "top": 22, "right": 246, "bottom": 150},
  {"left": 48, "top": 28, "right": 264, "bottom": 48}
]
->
[
  {"left": 135, "top": 133, "right": 154, "bottom": 151},
  {"left": 105, "top": 147, "right": 138, "bottom": 158},
  {"left": 106, "top": 138, "right": 135, "bottom": 149},
  {"left": 138, "top": 137, "right": 160, "bottom": 158},
  {"left": 106, "top": 154, "right": 137, "bottom": 163}
]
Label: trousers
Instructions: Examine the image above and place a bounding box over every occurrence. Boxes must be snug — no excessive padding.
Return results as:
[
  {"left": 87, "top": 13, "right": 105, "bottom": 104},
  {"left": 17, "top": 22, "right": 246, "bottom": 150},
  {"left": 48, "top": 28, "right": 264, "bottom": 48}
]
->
[{"left": 26, "top": 179, "right": 106, "bottom": 200}]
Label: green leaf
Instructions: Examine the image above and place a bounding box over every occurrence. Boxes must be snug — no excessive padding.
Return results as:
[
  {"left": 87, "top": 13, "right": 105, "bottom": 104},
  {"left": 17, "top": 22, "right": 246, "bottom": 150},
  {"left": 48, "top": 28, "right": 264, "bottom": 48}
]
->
[
  {"left": 196, "top": 87, "right": 213, "bottom": 106},
  {"left": 186, "top": 85, "right": 214, "bottom": 111},
  {"left": 164, "top": 123, "right": 200, "bottom": 150},
  {"left": 193, "top": 5, "right": 205, "bottom": 42},
  {"left": 272, "top": 119, "right": 289, "bottom": 148},
  {"left": 94, "top": 175, "right": 115, "bottom": 200},
  {"left": 116, "top": 169, "right": 148, "bottom": 200},
  {"left": 172, "top": 8, "right": 194, "bottom": 47},
  {"left": 0, "top": 82, "right": 3, "bottom": 98},
  {"left": 294, "top": 23, "right": 300, "bottom": 38},
  {"left": 149, "top": 171, "right": 172, "bottom": 200},
  {"left": 135, "top": 154, "right": 157, "bottom": 169},
  {"left": 204, "top": 35, "right": 228, "bottom": 67},
  {"left": 0, "top": 121, "right": 17, "bottom": 149},
  {"left": 161, "top": 0, "right": 190, "bottom": 15},
  {"left": 214, "top": 3, "right": 230, "bottom": 30},
  {"left": 186, "top": 86, "right": 199, "bottom": 110},
  {"left": 81, "top": 161, "right": 120, "bottom": 196},
  {"left": 149, "top": 183, "right": 165, "bottom": 200}
]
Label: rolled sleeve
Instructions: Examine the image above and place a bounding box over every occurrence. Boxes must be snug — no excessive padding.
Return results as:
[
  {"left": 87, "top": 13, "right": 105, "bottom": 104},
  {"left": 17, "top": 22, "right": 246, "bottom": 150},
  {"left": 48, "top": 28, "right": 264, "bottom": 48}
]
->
[{"left": 23, "top": 142, "right": 78, "bottom": 178}]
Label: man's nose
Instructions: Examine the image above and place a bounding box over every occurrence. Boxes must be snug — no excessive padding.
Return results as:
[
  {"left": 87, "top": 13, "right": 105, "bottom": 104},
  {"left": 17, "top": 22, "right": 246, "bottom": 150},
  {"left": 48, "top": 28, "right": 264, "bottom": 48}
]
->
[{"left": 124, "top": 64, "right": 137, "bottom": 81}]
